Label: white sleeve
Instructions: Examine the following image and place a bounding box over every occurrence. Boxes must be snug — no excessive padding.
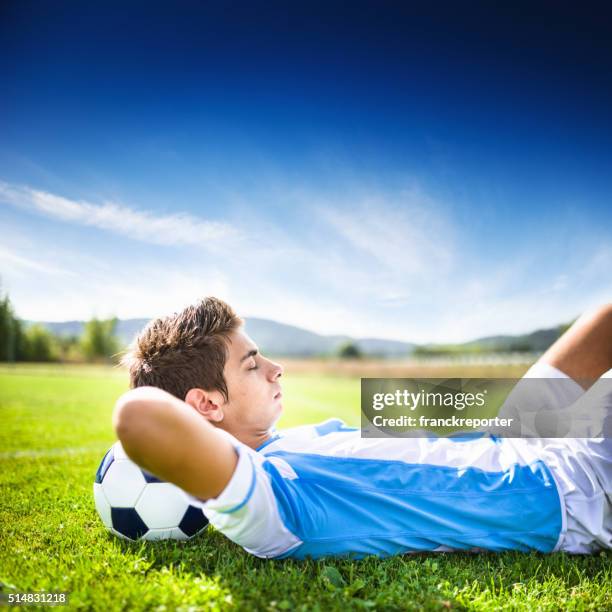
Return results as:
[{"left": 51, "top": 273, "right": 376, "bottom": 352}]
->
[{"left": 182, "top": 440, "right": 302, "bottom": 558}]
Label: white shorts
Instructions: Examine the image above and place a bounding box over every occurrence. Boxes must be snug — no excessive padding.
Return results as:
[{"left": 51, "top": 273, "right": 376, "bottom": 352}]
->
[{"left": 517, "top": 362, "right": 612, "bottom": 553}]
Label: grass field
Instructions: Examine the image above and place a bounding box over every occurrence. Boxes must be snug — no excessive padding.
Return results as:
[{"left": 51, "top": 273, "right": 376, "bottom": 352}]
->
[{"left": 0, "top": 363, "right": 610, "bottom": 611}]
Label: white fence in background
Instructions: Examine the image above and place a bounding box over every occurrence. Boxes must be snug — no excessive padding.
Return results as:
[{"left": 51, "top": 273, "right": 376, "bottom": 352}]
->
[{"left": 407, "top": 352, "right": 542, "bottom": 366}]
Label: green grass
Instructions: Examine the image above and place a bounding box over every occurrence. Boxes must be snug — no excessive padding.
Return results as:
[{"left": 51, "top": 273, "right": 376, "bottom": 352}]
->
[{"left": 0, "top": 363, "right": 610, "bottom": 611}]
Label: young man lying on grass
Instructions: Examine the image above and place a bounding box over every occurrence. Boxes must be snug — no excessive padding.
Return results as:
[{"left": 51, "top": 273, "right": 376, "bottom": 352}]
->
[{"left": 113, "top": 298, "right": 612, "bottom": 559}]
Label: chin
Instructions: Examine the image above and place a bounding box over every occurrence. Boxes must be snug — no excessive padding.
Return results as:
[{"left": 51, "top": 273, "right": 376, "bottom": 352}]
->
[{"left": 269, "top": 403, "right": 283, "bottom": 427}]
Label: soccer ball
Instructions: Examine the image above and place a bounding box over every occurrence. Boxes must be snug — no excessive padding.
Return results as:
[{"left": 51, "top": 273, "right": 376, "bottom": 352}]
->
[{"left": 93, "top": 441, "right": 209, "bottom": 541}]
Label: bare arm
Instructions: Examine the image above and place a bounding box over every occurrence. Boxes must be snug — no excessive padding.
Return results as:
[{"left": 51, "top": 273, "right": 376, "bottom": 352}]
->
[
  {"left": 539, "top": 303, "right": 612, "bottom": 389},
  {"left": 112, "top": 386, "right": 237, "bottom": 500}
]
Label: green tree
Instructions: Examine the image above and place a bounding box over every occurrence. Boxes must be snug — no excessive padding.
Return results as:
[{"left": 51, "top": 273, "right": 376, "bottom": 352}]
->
[
  {"left": 0, "top": 286, "right": 22, "bottom": 362},
  {"left": 14, "top": 318, "right": 29, "bottom": 361},
  {"left": 337, "top": 341, "right": 363, "bottom": 359},
  {"left": 80, "top": 317, "right": 120, "bottom": 362},
  {"left": 55, "top": 334, "right": 82, "bottom": 362},
  {"left": 0, "top": 282, "right": 62, "bottom": 362},
  {"left": 23, "top": 324, "right": 56, "bottom": 362}
]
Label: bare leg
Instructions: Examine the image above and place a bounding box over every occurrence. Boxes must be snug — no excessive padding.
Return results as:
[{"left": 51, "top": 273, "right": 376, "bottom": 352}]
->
[{"left": 539, "top": 304, "right": 612, "bottom": 389}]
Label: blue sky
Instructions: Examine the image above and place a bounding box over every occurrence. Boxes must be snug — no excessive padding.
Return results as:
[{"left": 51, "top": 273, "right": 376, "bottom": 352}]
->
[{"left": 1, "top": 2, "right": 611, "bottom": 342}]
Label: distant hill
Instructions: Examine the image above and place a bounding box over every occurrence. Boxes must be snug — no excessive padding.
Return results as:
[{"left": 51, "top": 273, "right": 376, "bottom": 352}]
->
[
  {"left": 29, "top": 316, "right": 569, "bottom": 357},
  {"left": 415, "top": 324, "right": 568, "bottom": 356},
  {"left": 461, "top": 326, "right": 565, "bottom": 352},
  {"left": 243, "top": 318, "right": 417, "bottom": 357},
  {"left": 26, "top": 319, "right": 150, "bottom": 346},
  {"left": 28, "top": 317, "right": 415, "bottom": 358}
]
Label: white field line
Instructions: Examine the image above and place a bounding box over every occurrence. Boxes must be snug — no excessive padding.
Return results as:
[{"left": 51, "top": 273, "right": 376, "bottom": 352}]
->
[{"left": 0, "top": 444, "right": 109, "bottom": 460}]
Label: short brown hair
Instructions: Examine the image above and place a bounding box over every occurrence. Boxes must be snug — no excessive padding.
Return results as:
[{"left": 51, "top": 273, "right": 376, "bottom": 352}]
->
[{"left": 121, "top": 297, "right": 243, "bottom": 401}]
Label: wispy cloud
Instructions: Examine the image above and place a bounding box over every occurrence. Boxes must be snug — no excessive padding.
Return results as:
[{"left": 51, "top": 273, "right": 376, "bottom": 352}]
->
[
  {"left": 1, "top": 178, "right": 608, "bottom": 343},
  {"left": 0, "top": 180, "right": 242, "bottom": 249},
  {"left": 0, "top": 245, "right": 75, "bottom": 277},
  {"left": 317, "top": 189, "right": 453, "bottom": 276}
]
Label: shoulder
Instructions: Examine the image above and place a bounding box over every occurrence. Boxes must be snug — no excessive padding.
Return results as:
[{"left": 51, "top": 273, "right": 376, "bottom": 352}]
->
[
  {"left": 263, "top": 418, "right": 357, "bottom": 452},
  {"left": 277, "top": 418, "right": 355, "bottom": 437}
]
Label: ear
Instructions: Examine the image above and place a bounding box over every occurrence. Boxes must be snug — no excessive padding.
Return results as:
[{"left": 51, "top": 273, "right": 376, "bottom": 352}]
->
[{"left": 184, "top": 388, "right": 225, "bottom": 423}]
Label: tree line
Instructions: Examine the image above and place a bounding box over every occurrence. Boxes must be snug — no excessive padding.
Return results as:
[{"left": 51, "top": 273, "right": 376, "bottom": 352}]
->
[{"left": 0, "top": 288, "right": 121, "bottom": 363}]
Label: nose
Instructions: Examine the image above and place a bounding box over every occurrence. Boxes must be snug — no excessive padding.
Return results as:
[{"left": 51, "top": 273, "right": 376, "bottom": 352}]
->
[{"left": 268, "top": 359, "right": 283, "bottom": 381}]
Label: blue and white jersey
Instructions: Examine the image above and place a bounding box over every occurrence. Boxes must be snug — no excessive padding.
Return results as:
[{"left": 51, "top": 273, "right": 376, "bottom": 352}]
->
[{"left": 183, "top": 419, "right": 565, "bottom": 559}]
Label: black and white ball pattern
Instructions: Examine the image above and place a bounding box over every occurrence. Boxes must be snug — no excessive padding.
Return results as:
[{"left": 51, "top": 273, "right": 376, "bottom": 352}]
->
[{"left": 93, "top": 441, "right": 209, "bottom": 541}]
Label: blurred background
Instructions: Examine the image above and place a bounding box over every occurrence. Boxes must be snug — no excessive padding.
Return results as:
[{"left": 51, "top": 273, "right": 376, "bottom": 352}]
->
[{"left": 1, "top": 1, "right": 611, "bottom": 375}]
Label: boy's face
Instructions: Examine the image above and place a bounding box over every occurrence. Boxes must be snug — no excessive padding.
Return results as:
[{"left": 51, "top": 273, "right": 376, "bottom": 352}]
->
[{"left": 219, "top": 328, "right": 284, "bottom": 435}]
